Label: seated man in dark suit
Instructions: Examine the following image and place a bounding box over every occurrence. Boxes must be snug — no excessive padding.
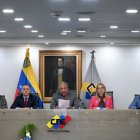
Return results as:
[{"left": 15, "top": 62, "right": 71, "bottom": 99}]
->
[
  {"left": 129, "top": 95, "right": 140, "bottom": 109},
  {"left": 10, "top": 84, "right": 39, "bottom": 109},
  {"left": 50, "top": 82, "right": 79, "bottom": 109}
]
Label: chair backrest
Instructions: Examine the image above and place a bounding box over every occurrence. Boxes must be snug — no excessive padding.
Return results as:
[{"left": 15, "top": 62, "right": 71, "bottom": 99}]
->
[
  {"left": 106, "top": 91, "right": 114, "bottom": 109},
  {"left": 0, "top": 95, "right": 8, "bottom": 109}
]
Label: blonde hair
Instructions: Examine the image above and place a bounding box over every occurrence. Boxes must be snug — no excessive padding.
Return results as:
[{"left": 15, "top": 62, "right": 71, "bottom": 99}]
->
[{"left": 96, "top": 83, "right": 106, "bottom": 97}]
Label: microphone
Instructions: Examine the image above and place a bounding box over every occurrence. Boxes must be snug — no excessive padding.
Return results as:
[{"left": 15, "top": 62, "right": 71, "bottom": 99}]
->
[{"left": 79, "top": 99, "right": 87, "bottom": 109}]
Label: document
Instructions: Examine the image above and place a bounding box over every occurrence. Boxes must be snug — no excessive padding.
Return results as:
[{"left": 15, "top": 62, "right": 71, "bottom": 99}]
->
[{"left": 58, "top": 99, "right": 70, "bottom": 109}]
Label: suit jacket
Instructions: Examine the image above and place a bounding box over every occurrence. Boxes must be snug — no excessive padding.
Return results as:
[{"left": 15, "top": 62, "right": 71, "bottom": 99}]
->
[
  {"left": 50, "top": 91, "right": 79, "bottom": 109},
  {"left": 10, "top": 94, "right": 39, "bottom": 109},
  {"left": 88, "top": 96, "right": 113, "bottom": 109},
  {"left": 129, "top": 95, "right": 140, "bottom": 109}
]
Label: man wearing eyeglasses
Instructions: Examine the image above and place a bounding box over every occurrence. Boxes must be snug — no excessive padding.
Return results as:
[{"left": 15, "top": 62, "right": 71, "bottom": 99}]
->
[{"left": 10, "top": 84, "right": 39, "bottom": 109}]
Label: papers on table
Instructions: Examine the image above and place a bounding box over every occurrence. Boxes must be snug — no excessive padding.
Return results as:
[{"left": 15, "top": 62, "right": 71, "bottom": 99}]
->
[{"left": 58, "top": 99, "right": 70, "bottom": 109}]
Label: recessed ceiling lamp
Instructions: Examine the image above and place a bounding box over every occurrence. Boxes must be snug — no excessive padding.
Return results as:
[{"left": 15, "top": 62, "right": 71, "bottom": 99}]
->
[
  {"left": 110, "top": 25, "right": 118, "bottom": 29},
  {"left": 110, "top": 42, "right": 114, "bottom": 45},
  {"left": 2, "top": 9, "right": 14, "bottom": 14},
  {"left": 61, "top": 32, "right": 67, "bottom": 35},
  {"left": 31, "top": 30, "right": 38, "bottom": 33},
  {"left": 58, "top": 18, "right": 70, "bottom": 21},
  {"left": 14, "top": 17, "right": 24, "bottom": 21},
  {"left": 100, "top": 35, "right": 106, "bottom": 38},
  {"left": 63, "top": 30, "right": 71, "bottom": 33},
  {"left": 78, "top": 18, "right": 91, "bottom": 21},
  {"left": 24, "top": 25, "right": 32, "bottom": 29},
  {"left": 38, "top": 35, "right": 44, "bottom": 38},
  {"left": 126, "top": 9, "right": 138, "bottom": 14},
  {"left": 0, "top": 30, "right": 6, "bottom": 33},
  {"left": 131, "top": 30, "right": 140, "bottom": 33},
  {"left": 77, "top": 30, "right": 86, "bottom": 33},
  {"left": 45, "top": 42, "right": 49, "bottom": 45}
]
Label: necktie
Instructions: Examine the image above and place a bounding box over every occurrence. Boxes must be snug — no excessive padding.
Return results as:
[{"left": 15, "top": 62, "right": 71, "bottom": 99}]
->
[{"left": 24, "top": 97, "right": 28, "bottom": 107}]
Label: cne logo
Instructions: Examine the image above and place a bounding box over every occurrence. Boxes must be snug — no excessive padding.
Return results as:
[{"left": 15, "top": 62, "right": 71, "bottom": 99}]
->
[{"left": 47, "top": 114, "right": 71, "bottom": 129}]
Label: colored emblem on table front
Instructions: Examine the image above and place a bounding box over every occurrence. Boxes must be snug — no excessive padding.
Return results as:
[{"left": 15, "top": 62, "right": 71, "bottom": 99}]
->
[{"left": 47, "top": 115, "right": 71, "bottom": 129}]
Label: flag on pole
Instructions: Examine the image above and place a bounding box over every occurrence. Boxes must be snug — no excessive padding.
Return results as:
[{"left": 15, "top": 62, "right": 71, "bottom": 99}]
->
[
  {"left": 15, "top": 48, "right": 43, "bottom": 108},
  {"left": 80, "top": 50, "right": 101, "bottom": 107}
]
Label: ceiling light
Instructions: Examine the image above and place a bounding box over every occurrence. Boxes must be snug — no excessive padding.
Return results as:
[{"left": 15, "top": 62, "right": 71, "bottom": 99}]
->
[
  {"left": 61, "top": 32, "right": 67, "bottom": 35},
  {"left": 58, "top": 18, "right": 70, "bottom": 21},
  {"left": 24, "top": 25, "right": 32, "bottom": 29},
  {"left": 38, "top": 35, "right": 44, "bottom": 38},
  {"left": 45, "top": 42, "right": 49, "bottom": 45},
  {"left": 63, "top": 30, "right": 71, "bottom": 33},
  {"left": 131, "top": 30, "right": 140, "bottom": 33},
  {"left": 126, "top": 9, "right": 138, "bottom": 14},
  {"left": 77, "top": 30, "right": 86, "bottom": 33},
  {"left": 100, "top": 35, "right": 106, "bottom": 38},
  {"left": 110, "top": 42, "right": 114, "bottom": 45},
  {"left": 31, "top": 30, "right": 38, "bottom": 33},
  {"left": 14, "top": 18, "right": 24, "bottom": 21},
  {"left": 0, "top": 30, "right": 6, "bottom": 33},
  {"left": 78, "top": 18, "right": 91, "bottom": 21},
  {"left": 2, "top": 9, "right": 14, "bottom": 14},
  {"left": 110, "top": 25, "right": 118, "bottom": 29}
]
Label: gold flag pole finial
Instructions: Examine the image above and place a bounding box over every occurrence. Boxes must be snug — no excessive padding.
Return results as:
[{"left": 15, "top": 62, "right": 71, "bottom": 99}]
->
[{"left": 25, "top": 48, "right": 30, "bottom": 58}]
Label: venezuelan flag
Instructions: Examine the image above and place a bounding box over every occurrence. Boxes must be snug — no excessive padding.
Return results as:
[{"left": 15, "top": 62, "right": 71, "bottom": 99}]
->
[{"left": 15, "top": 48, "right": 43, "bottom": 109}]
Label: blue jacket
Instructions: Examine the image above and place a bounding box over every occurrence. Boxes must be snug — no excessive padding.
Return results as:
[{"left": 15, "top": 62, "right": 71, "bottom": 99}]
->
[{"left": 129, "top": 95, "right": 140, "bottom": 109}]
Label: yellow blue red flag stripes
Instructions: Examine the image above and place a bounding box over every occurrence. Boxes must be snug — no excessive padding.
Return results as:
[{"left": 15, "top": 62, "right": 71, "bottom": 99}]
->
[
  {"left": 15, "top": 48, "right": 43, "bottom": 108},
  {"left": 80, "top": 50, "right": 101, "bottom": 107}
]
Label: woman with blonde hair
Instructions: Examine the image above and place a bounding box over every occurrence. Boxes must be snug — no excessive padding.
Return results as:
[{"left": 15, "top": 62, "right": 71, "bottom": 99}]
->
[{"left": 88, "top": 83, "right": 113, "bottom": 109}]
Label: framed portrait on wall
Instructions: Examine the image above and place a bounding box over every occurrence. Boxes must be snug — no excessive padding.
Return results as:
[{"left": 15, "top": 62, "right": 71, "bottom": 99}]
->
[{"left": 39, "top": 50, "right": 82, "bottom": 102}]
